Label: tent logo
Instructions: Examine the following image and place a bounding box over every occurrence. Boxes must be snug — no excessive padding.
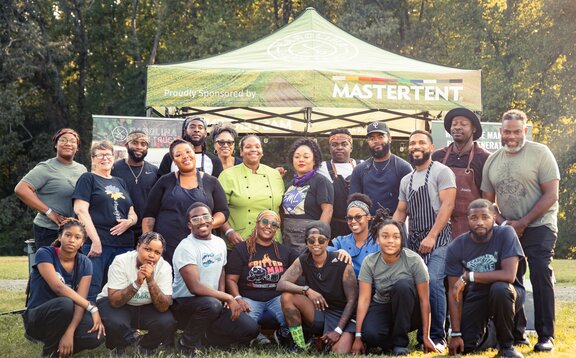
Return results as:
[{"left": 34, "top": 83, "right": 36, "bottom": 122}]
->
[{"left": 267, "top": 30, "right": 358, "bottom": 63}]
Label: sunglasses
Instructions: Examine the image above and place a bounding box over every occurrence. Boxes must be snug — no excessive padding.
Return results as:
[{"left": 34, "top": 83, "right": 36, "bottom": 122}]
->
[
  {"left": 216, "top": 140, "right": 235, "bottom": 147},
  {"left": 189, "top": 214, "right": 212, "bottom": 224},
  {"left": 306, "top": 235, "right": 328, "bottom": 245},
  {"left": 345, "top": 214, "right": 369, "bottom": 223},
  {"left": 259, "top": 218, "right": 280, "bottom": 229}
]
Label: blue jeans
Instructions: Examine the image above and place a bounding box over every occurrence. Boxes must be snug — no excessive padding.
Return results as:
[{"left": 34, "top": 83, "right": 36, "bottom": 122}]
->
[
  {"left": 83, "top": 244, "right": 132, "bottom": 301},
  {"left": 243, "top": 296, "right": 287, "bottom": 328},
  {"left": 427, "top": 245, "right": 447, "bottom": 343}
]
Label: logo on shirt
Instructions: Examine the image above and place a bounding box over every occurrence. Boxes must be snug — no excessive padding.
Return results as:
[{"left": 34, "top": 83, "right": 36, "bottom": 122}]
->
[
  {"left": 201, "top": 252, "right": 222, "bottom": 267},
  {"left": 105, "top": 185, "right": 126, "bottom": 201},
  {"left": 283, "top": 185, "right": 310, "bottom": 215},
  {"left": 466, "top": 252, "right": 499, "bottom": 273},
  {"left": 247, "top": 254, "right": 285, "bottom": 287}
]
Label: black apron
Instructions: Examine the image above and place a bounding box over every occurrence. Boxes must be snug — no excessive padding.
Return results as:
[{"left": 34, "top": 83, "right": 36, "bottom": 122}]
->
[
  {"left": 407, "top": 162, "right": 451, "bottom": 264},
  {"left": 327, "top": 160, "right": 353, "bottom": 238}
]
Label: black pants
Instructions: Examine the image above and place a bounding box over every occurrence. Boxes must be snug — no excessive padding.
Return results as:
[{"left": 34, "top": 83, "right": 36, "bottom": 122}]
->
[
  {"left": 97, "top": 297, "right": 177, "bottom": 350},
  {"left": 362, "top": 279, "right": 420, "bottom": 349},
  {"left": 172, "top": 296, "right": 259, "bottom": 348},
  {"left": 515, "top": 225, "right": 556, "bottom": 340},
  {"left": 33, "top": 224, "right": 58, "bottom": 249},
  {"left": 461, "top": 282, "right": 523, "bottom": 353},
  {"left": 23, "top": 297, "right": 104, "bottom": 357}
]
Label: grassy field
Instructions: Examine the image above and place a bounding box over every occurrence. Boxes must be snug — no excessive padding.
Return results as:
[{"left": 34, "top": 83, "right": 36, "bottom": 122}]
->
[{"left": 0, "top": 257, "right": 574, "bottom": 357}]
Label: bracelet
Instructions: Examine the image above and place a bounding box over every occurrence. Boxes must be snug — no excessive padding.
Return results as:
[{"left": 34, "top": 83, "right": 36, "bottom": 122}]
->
[
  {"left": 450, "top": 331, "right": 462, "bottom": 337},
  {"left": 132, "top": 281, "right": 141, "bottom": 291},
  {"left": 224, "top": 228, "right": 235, "bottom": 236},
  {"left": 459, "top": 275, "right": 467, "bottom": 285},
  {"left": 355, "top": 332, "right": 362, "bottom": 338},
  {"left": 469, "top": 272, "right": 475, "bottom": 283},
  {"left": 334, "top": 327, "right": 343, "bottom": 335},
  {"left": 86, "top": 303, "right": 98, "bottom": 314},
  {"left": 234, "top": 295, "right": 242, "bottom": 300},
  {"left": 45, "top": 208, "right": 53, "bottom": 216}
]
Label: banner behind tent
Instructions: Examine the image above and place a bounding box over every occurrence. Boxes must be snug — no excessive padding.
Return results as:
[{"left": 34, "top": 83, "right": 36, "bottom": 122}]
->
[
  {"left": 93, "top": 115, "right": 182, "bottom": 167},
  {"left": 431, "top": 120, "right": 533, "bottom": 153}
]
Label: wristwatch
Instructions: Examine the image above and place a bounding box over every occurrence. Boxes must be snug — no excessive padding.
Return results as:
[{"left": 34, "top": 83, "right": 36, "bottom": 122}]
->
[{"left": 302, "top": 285, "right": 310, "bottom": 295}]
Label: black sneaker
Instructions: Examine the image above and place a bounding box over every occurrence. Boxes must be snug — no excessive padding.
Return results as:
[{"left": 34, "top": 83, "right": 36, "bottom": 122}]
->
[
  {"left": 499, "top": 346, "right": 524, "bottom": 358},
  {"left": 534, "top": 337, "right": 554, "bottom": 352},
  {"left": 392, "top": 346, "right": 410, "bottom": 356},
  {"left": 513, "top": 336, "right": 531, "bottom": 347},
  {"left": 176, "top": 337, "right": 198, "bottom": 356},
  {"left": 273, "top": 328, "right": 292, "bottom": 347}
]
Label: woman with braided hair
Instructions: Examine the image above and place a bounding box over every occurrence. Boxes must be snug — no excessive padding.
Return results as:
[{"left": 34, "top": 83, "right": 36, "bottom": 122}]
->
[
  {"left": 23, "top": 218, "right": 105, "bottom": 358},
  {"left": 225, "top": 210, "right": 298, "bottom": 345},
  {"left": 352, "top": 210, "right": 441, "bottom": 356}
]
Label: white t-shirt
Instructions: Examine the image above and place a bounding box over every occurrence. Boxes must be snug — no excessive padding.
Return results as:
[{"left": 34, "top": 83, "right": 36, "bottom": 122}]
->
[
  {"left": 172, "top": 233, "right": 227, "bottom": 298},
  {"left": 97, "top": 250, "right": 173, "bottom": 306},
  {"left": 317, "top": 159, "right": 359, "bottom": 183}
]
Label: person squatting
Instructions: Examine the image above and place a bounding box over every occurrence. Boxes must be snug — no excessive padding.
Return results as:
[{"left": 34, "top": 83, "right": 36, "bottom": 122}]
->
[{"left": 17, "top": 109, "right": 559, "bottom": 357}]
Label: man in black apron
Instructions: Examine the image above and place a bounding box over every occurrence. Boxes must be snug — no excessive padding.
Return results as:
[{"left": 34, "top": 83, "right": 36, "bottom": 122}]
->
[
  {"left": 393, "top": 130, "right": 456, "bottom": 351},
  {"left": 432, "top": 108, "right": 490, "bottom": 239},
  {"left": 317, "top": 129, "right": 359, "bottom": 238}
]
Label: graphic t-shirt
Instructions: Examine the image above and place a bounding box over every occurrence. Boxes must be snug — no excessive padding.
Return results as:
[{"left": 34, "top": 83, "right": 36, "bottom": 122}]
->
[
  {"left": 282, "top": 173, "right": 333, "bottom": 220},
  {"left": 27, "top": 247, "right": 92, "bottom": 309},
  {"left": 97, "top": 250, "right": 173, "bottom": 306},
  {"left": 445, "top": 226, "right": 525, "bottom": 297},
  {"left": 73, "top": 173, "right": 134, "bottom": 247},
  {"left": 172, "top": 234, "right": 227, "bottom": 298},
  {"left": 226, "top": 241, "right": 298, "bottom": 301}
]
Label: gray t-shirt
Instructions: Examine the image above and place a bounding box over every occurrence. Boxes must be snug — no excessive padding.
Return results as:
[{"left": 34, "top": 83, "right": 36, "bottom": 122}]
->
[
  {"left": 358, "top": 248, "right": 429, "bottom": 304},
  {"left": 398, "top": 161, "right": 456, "bottom": 214},
  {"left": 20, "top": 158, "right": 87, "bottom": 230},
  {"left": 481, "top": 141, "right": 560, "bottom": 232}
]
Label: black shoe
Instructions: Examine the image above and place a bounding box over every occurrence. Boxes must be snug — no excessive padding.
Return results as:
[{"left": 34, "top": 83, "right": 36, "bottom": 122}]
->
[
  {"left": 499, "top": 346, "right": 524, "bottom": 358},
  {"left": 392, "top": 346, "right": 410, "bottom": 356},
  {"left": 514, "top": 336, "right": 531, "bottom": 346},
  {"left": 176, "top": 337, "right": 198, "bottom": 356},
  {"left": 273, "top": 328, "right": 292, "bottom": 347},
  {"left": 534, "top": 337, "right": 554, "bottom": 352}
]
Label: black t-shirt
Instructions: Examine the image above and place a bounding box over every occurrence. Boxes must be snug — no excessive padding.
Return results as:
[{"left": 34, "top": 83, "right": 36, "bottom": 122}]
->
[
  {"left": 282, "top": 173, "right": 334, "bottom": 220},
  {"left": 72, "top": 172, "right": 134, "bottom": 247},
  {"left": 300, "top": 251, "right": 348, "bottom": 310},
  {"left": 226, "top": 241, "right": 298, "bottom": 301},
  {"left": 446, "top": 226, "right": 525, "bottom": 296},
  {"left": 111, "top": 160, "right": 158, "bottom": 233}
]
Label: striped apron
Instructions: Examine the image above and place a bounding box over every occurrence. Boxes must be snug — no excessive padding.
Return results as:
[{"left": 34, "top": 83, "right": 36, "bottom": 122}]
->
[{"left": 407, "top": 162, "right": 451, "bottom": 264}]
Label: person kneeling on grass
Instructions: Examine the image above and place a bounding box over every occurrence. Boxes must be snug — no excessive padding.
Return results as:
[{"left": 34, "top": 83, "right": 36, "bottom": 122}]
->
[
  {"left": 171, "top": 202, "right": 259, "bottom": 354},
  {"left": 23, "top": 218, "right": 105, "bottom": 358},
  {"left": 225, "top": 210, "right": 298, "bottom": 346},
  {"left": 96, "top": 231, "right": 177, "bottom": 355},
  {"left": 277, "top": 221, "right": 358, "bottom": 353},
  {"left": 352, "top": 210, "right": 441, "bottom": 356}
]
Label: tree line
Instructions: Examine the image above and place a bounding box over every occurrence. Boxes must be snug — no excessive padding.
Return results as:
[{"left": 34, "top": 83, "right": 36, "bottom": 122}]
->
[{"left": 1, "top": 0, "right": 575, "bottom": 257}]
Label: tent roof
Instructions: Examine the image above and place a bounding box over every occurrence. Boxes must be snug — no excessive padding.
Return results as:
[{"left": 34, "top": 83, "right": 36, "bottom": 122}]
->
[{"left": 146, "top": 7, "right": 481, "bottom": 137}]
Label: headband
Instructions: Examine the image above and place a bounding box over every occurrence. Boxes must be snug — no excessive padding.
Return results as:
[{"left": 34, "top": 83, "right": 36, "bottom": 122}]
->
[
  {"left": 126, "top": 132, "right": 149, "bottom": 144},
  {"left": 328, "top": 133, "right": 352, "bottom": 145},
  {"left": 347, "top": 200, "right": 370, "bottom": 215}
]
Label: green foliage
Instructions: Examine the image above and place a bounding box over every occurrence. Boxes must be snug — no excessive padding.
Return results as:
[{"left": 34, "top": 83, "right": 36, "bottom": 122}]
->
[{"left": 1, "top": 0, "right": 576, "bottom": 256}]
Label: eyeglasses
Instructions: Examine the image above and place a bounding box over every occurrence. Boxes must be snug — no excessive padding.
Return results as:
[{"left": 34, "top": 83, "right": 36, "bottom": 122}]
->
[
  {"left": 189, "top": 214, "right": 212, "bottom": 224},
  {"left": 345, "top": 214, "right": 369, "bottom": 223},
  {"left": 306, "top": 235, "right": 328, "bottom": 245},
  {"left": 58, "top": 138, "right": 78, "bottom": 145},
  {"left": 93, "top": 153, "right": 113, "bottom": 160},
  {"left": 259, "top": 218, "right": 280, "bottom": 229},
  {"left": 216, "top": 140, "right": 235, "bottom": 147}
]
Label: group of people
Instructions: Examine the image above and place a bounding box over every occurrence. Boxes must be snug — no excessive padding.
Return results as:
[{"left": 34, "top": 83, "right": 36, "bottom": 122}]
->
[{"left": 15, "top": 108, "right": 559, "bottom": 357}]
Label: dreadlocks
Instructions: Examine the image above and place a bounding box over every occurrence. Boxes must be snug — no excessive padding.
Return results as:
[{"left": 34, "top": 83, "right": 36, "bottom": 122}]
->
[
  {"left": 369, "top": 208, "right": 407, "bottom": 248},
  {"left": 246, "top": 210, "right": 282, "bottom": 262}
]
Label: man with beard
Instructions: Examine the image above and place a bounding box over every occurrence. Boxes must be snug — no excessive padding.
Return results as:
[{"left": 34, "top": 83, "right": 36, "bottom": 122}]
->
[
  {"left": 481, "top": 109, "right": 560, "bottom": 352},
  {"left": 318, "top": 128, "right": 360, "bottom": 237},
  {"left": 350, "top": 122, "right": 412, "bottom": 215},
  {"left": 393, "top": 130, "right": 456, "bottom": 350},
  {"left": 112, "top": 131, "right": 158, "bottom": 242},
  {"left": 445, "top": 199, "right": 525, "bottom": 358},
  {"left": 432, "top": 108, "right": 490, "bottom": 238},
  {"left": 157, "top": 116, "right": 223, "bottom": 177}
]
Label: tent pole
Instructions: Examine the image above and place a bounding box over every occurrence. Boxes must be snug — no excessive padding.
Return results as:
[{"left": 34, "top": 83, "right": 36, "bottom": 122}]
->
[{"left": 303, "top": 107, "right": 312, "bottom": 135}]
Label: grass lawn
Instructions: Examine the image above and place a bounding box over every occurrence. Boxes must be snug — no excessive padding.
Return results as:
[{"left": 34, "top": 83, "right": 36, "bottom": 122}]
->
[{"left": 0, "top": 257, "right": 574, "bottom": 357}]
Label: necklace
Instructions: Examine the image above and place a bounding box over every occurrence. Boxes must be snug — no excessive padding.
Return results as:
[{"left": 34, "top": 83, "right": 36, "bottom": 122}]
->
[
  {"left": 127, "top": 162, "right": 144, "bottom": 184},
  {"left": 372, "top": 157, "right": 391, "bottom": 172}
]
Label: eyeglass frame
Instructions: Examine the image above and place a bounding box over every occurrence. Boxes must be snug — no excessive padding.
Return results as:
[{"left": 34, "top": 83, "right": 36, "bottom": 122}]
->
[
  {"left": 215, "top": 140, "right": 235, "bottom": 147},
  {"left": 189, "top": 214, "right": 213, "bottom": 224},
  {"left": 58, "top": 138, "right": 78, "bottom": 145},
  {"left": 92, "top": 153, "right": 114, "bottom": 160}
]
